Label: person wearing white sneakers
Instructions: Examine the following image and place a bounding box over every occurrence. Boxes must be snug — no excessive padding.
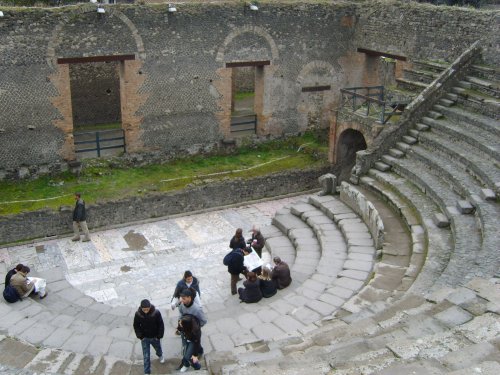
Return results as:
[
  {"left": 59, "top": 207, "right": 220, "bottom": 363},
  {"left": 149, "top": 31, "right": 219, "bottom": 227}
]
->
[{"left": 133, "top": 299, "right": 165, "bottom": 374}]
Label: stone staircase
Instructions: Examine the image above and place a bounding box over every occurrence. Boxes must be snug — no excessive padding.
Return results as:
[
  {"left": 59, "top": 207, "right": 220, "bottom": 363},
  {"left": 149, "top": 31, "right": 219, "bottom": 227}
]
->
[{"left": 396, "top": 60, "right": 449, "bottom": 93}]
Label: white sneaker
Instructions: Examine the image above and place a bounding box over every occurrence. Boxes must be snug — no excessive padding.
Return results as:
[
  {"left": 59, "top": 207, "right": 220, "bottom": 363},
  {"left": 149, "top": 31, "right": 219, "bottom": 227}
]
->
[
  {"left": 180, "top": 366, "right": 189, "bottom": 373},
  {"left": 159, "top": 355, "right": 165, "bottom": 364}
]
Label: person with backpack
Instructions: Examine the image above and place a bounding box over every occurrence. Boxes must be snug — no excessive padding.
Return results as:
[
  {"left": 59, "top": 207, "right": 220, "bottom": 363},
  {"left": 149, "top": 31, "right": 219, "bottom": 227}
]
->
[{"left": 223, "top": 247, "right": 245, "bottom": 295}]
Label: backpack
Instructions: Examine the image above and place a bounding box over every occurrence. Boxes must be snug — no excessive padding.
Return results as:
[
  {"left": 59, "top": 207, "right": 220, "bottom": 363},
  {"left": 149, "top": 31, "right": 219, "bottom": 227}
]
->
[{"left": 3, "top": 284, "right": 20, "bottom": 303}]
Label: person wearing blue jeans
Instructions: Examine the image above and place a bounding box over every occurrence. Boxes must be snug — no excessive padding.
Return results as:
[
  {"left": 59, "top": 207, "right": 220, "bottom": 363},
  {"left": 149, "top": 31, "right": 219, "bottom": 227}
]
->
[
  {"left": 133, "top": 299, "right": 165, "bottom": 374},
  {"left": 177, "top": 314, "right": 203, "bottom": 372}
]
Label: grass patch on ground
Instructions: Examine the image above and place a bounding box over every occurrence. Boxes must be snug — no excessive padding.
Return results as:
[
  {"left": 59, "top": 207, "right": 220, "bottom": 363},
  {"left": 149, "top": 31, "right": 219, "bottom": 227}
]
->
[
  {"left": 74, "top": 122, "right": 122, "bottom": 132},
  {"left": 0, "top": 133, "right": 329, "bottom": 215}
]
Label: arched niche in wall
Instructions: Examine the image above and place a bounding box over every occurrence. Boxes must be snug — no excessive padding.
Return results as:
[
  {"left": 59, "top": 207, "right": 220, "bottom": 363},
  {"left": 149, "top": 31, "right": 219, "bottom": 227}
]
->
[
  {"left": 214, "top": 26, "right": 279, "bottom": 140},
  {"left": 46, "top": 5, "right": 147, "bottom": 159},
  {"left": 336, "top": 128, "right": 367, "bottom": 182}
]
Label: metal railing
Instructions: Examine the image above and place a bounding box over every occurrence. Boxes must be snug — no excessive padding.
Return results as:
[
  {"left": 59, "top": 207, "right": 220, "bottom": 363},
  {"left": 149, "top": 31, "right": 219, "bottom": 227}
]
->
[
  {"left": 230, "top": 114, "right": 257, "bottom": 133},
  {"left": 339, "top": 86, "right": 408, "bottom": 124},
  {"left": 74, "top": 128, "right": 125, "bottom": 157}
]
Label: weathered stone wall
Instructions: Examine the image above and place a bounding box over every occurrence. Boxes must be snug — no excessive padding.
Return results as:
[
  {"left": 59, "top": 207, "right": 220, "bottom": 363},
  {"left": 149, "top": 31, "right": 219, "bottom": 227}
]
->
[
  {"left": 70, "top": 62, "right": 121, "bottom": 127},
  {"left": 0, "top": 166, "right": 332, "bottom": 245},
  {"left": 0, "top": 2, "right": 497, "bottom": 178}
]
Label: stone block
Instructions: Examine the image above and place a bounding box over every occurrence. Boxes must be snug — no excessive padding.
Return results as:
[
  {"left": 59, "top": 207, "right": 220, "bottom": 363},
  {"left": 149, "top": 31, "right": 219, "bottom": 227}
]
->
[
  {"left": 318, "top": 173, "right": 337, "bottom": 195},
  {"left": 433, "top": 213, "right": 450, "bottom": 228},
  {"left": 440, "top": 342, "right": 500, "bottom": 371},
  {"left": 445, "top": 287, "right": 477, "bottom": 306},
  {"left": 251, "top": 323, "right": 285, "bottom": 341},
  {"left": 456, "top": 200, "right": 475, "bottom": 214},
  {"left": 273, "top": 315, "right": 306, "bottom": 333},
  {"left": 434, "top": 306, "right": 473, "bottom": 328},
  {"left": 480, "top": 188, "right": 496, "bottom": 201},
  {"left": 334, "top": 277, "right": 365, "bottom": 291},
  {"left": 374, "top": 161, "right": 391, "bottom": 172}
]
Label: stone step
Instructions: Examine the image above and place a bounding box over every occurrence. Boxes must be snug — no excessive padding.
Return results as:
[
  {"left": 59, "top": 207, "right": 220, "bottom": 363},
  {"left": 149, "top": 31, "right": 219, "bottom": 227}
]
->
[
  {"left": 362, "top": 171, "right": 452, "bottom": 295},
  {"left": 465, "top": 75, "right": 500, "bottom": 98},
  {"left": 402, "top": 68, "right": 437, "bottom": 84},
  {"left": 380, "top": 151, "right": 484, "bottom": 291},
  {"left": 413, "top": 60, "right": 448, "bottom": 73},
  {"left": 388, "top": 148, "right": 405, "bottom": 159},
  {"left": 432, "top": 103, "right": 500, "bottom": 138},
  {"left": 445, "top": 92, "right": 458, "bottom": 102},
  {"left": 414, "top": 122, "right": 429, "bottom": 132},
  {"left": 421, "top": 116, "right": 500, "bottom": 161},
  {"left": 374, "top": 161, "right": 391, "bottom": 172},
  {"left": 438, "top": 98, "right": 455, "bottom": 107},
  {"left": 470, "top": 64, "right": 500, "bottom": 82},
  {"left": 396, "top": 78, "right": 428, "bottom": 93},
  {"left": 395, "top": 142, "right": 411, "bottom": 153},
  {"left": 408, "top": 129, "right": 420, "bottom": 138},
  {"left": 402, "top": 135, "right": 417, "bottom": 145},
  {"left": 458, "top": 80, "right": 472, "bottom": 89},
  {"left": 417, "top": 130, "right": 500, "bottom": 194},
  {"left": 427, "top": 110, "right": 443, "bottom": 119}
]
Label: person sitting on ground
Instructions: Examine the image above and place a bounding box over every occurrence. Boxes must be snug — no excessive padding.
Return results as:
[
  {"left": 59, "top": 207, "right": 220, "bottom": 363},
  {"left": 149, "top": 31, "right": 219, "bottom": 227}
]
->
[
  {"left": 4, "top": 263, "right": 23, "bottom": 287},
  {"left": 258, "top": 266, "right": 277, "bottom": 298},
  {"left": 223, "top": 246, "right": 245, "bottom": 295},
  {"left": 178, "top": 289, "right": 207, "bottom": 328},
  {"left": 242, "top": 246, "right": 263, "bottom": 276},
  {"left": 248, "top": 225, "right": 265, "bottom": 258},
  {"left": 229, "top": 228, "right": 246, "bottom": 250},
  {"left": 238, "top": 272, "right": 262, "bottom": 304},
  {"left": 176, "top": 314, "right": 203, "bottom": 372},
  {"left": 171, "top": 270, "right": 201, "bottom": 310},
  {"left": 10, "top": 265, "right": 47, "bottom": 299},
  {"left": 271, "top": 256, "right": 292, "bottom": 289}
]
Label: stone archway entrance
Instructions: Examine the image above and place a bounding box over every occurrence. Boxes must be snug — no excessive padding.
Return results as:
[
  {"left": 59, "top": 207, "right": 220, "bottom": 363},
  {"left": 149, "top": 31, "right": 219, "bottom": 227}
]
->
[{"left": 336, "top": 128, "right": 367, "bottom": 181}]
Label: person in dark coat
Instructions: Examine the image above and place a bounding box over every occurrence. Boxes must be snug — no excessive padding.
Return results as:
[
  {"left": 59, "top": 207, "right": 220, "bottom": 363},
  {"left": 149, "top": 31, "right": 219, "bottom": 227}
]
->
[
  {"left": 259, "top": 267, "right": 277, "bottom": 298},
  {"left": 72, "top": 192, "right": 90, "bottom": 242},
  {"left": 176, "top": 314, "right": 203, "bottom": 372},
  {"left": 248, "top": 225, "right": 265, "bottom": 257},
  {"left": 229, "top": 228, "right": 246, "bottom": 250},
  {"left": 171, "top": 270, "right": 201, "bottom": 310},
  {"left": 238, "top": 272, "right": 263, "bottom": 303},
  {"left": 223, "top": 247, "right": 245, "bottom": 295},
  {"left": 4, "top": 264, "right": 23, "bottom": 287},
  {"left": 133, "top": 299, "right": 165, "bottom": 374},
  {"left": 271, "top": 256, "right": 292, "bottom": 289}
]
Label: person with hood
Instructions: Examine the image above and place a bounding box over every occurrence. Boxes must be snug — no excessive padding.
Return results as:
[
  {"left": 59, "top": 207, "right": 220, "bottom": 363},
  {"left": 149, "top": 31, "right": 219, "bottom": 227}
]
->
[
  {"left": 176, "top": 314, "right": 203, "bottom": 372},
  {"left": 72, "top": 192, "right": 90, "bottom": 242},
  {"left": 171, "top": 270, "right": 201, "bottom": 310},
  {"left": 178, "top": 289, "right": 207, "bottom": 327},
  {"left": 133, "top": 299, "right": 165, "bottom": 374},
  {"left": 223, "top": 247, "right": 245, "bottom": 295}
]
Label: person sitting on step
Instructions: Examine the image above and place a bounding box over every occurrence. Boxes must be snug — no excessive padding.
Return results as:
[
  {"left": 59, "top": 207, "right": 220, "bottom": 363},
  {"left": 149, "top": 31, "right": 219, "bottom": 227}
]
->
[
  {"left": 238, "top": 272, "right": 262, "bottom": 304},
  {"left": 271, "top": 256, "right": 292, "bottom": 290}
]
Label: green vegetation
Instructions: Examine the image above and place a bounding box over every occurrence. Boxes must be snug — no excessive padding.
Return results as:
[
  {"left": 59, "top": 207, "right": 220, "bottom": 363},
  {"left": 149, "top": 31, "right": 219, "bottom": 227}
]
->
[
  {"left": 74, "top": 122, "right": 121, "bottom": 132},
  {"left": 234, "top": 92, "right": 255, "bottom": 101},
  {"left": 0, "top": 132, "right": 328, "bottom": 215}
]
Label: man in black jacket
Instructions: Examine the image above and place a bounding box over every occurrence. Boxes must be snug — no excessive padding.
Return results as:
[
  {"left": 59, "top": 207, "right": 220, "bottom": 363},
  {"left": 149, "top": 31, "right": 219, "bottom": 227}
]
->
[
  {"left": 72, "top": 192, "right": 90, "bottom": 242},
  {"left": 133, "top": 299, "right": 165, "bottom": 374},
  {"left": 223, "top": 248, "right": 245, "bottom": 295}
]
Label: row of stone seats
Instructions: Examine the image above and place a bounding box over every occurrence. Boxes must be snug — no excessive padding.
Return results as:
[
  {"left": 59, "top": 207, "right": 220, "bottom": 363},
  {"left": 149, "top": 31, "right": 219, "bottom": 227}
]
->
[
  {"left": 396, "top": 60, "right": 449, "bottom": 93},
  {"left": 220, "top": 277, "right": 500, "bottom": 375}
]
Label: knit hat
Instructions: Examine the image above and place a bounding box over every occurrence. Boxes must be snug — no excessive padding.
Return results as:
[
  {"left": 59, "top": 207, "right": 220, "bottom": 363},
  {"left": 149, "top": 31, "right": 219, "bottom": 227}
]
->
[{"left": 140, "top": 299, "right": 151, "bottom": 308}]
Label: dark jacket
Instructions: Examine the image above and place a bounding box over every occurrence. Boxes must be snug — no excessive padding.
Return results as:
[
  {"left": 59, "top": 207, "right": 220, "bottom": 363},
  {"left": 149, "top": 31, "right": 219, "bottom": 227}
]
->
[
  {"left": 259, "top": 278, "right": 277, "bottom": 298},
  {"left": 229, "top": 235, "right": 246, "bottom": 250},
  {"left": 239, "top": 278, "right": 262, "bottom": 303},
  {"left": 250, "top": 231, "right": 265, "bottom": 255},
  {"left": 4, "top": 268, "right": 17, "bottom": 287},
  {"left": 177, "top": 314, "right": 202, "bottom": 355},
  {"left": 223, "top": 248, "right": 245, "bottom": 275},
  {"left": 73, "top": 198, "right": 87, "bottom": 221},
  {"left": 133, "top": 305, "right": 165, "bottom": 339},
  {"left": 173, "top": 277, "right": 201, "bottom": 299},
  {"left": 272, "top": 261, "right": 292, "bottom": 289}
]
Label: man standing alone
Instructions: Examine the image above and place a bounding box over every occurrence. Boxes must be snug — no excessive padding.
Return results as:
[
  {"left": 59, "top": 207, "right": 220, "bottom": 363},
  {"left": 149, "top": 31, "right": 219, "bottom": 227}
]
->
[
  {"left": 72, "top": 192, "right": 90, "bottom": 242},
  {"left": 133, "top": 299, "right": 165, "bottom": 375}
]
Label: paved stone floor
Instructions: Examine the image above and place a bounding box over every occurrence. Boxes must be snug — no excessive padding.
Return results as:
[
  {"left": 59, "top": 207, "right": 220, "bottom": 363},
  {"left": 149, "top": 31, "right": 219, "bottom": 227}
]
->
[{"left": 0, "top": 194, "right": 309, "bottom": 363}]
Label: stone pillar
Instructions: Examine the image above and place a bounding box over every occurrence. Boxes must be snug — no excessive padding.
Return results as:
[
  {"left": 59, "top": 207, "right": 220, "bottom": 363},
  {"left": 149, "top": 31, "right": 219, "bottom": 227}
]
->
[{"left": 318, "top": 173, "right": 337, "bottom": 195}]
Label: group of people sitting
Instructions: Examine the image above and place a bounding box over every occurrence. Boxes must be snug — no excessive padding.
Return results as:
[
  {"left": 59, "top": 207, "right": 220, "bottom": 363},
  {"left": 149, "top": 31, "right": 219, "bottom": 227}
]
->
[
  {"left": 224, "top": 226, "right": 292, "bottom": 304},
  {"left": 3, "top": 263, "right": 47, "bottom": 303}
]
